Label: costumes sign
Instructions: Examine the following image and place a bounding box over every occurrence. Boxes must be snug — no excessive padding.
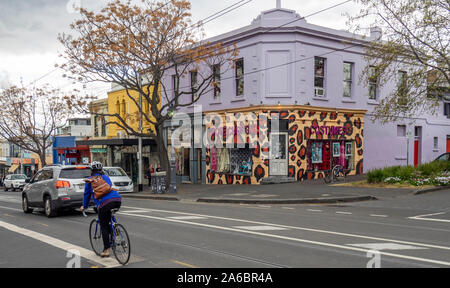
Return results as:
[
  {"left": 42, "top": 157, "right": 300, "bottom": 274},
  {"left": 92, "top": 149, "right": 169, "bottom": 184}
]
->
[{"left": 311, "top": 125, "right": 347, "bottom": 136}]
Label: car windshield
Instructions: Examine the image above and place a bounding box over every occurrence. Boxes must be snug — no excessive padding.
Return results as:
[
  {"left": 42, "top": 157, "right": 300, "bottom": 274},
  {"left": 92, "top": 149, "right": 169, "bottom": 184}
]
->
[
  {"left": 11, "top": 174, "right": 27, "bottom": 180},
  {"left": 59, "top": 168, "right": 92, "bottom": 179},
  {"left": 104, "top": 168, "right": 128, "bottom": 177},
  {"left": 437, "top": 153, "right": 449, "bottom": 161}
]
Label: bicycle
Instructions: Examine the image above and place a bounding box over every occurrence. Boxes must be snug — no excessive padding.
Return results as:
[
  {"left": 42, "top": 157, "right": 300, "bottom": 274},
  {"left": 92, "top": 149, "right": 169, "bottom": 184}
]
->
[
  {"left": 324, "top": 165, "right": 347, "bottom": 184},
  {"left": 84, "top": 208, "right": 131, "bottom": 265}
]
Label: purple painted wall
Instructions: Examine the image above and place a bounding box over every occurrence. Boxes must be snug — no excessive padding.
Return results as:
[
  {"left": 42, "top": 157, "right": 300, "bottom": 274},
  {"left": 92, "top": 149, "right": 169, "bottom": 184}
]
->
[{"left": 161, "top": 7, "right": 450, "bottom": 172}]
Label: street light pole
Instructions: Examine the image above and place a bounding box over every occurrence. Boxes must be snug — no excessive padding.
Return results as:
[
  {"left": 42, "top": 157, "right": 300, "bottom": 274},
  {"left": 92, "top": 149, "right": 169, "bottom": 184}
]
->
[
  {"left": 138, "top": 75, "right": 143, "bottom": 192},
  {"left": 169, "top": 125, "right": 177, "bottom": 194}
]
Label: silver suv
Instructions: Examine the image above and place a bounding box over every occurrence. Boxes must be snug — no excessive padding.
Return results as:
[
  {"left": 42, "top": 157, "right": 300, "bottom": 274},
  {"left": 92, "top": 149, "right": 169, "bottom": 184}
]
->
[{"left": 22, "top": 165, "right": 92, "bottom": 217}]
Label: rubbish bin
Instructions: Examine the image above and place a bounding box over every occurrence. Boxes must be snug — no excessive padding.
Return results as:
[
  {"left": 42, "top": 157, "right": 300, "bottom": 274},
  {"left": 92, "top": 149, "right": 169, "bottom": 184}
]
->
[{"left": 151, "top": 171, "right": 167, "bottom": 194}]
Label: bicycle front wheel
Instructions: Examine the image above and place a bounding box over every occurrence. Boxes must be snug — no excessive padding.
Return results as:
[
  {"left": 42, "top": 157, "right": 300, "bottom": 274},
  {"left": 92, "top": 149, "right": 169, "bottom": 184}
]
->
[
  {"left": 112, "top": 224, "right": 131, "bottom": 265},
  {"left": 89, "top": 219, "right": 103, "bottom": 256}
]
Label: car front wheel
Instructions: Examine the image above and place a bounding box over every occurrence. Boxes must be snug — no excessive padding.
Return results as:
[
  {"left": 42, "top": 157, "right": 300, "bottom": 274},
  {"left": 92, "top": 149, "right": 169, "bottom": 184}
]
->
[{"left": 22, "top": 195, "right": 33, "bottom": 214}]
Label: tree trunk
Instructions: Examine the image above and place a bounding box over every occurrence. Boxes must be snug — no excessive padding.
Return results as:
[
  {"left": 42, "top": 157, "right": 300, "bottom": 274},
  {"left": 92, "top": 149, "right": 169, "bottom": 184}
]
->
[
  {"left": 39, "top": 152, "right": 47, "bottom": 173},
  {"left": 156, "top": 125, "right": 170, "bottom": 192}
]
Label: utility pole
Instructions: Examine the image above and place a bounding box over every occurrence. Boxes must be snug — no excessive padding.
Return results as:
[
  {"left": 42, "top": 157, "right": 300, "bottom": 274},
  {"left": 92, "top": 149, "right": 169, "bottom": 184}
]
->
[{"left": 138, "top": 75, "right": 143, "bottom": 192}]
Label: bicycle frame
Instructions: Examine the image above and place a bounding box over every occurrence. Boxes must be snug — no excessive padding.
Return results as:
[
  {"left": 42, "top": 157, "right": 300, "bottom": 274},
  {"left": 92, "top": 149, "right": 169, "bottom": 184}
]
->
[{"left": 93, "top": 214, "right": 120, "bottom": 247}]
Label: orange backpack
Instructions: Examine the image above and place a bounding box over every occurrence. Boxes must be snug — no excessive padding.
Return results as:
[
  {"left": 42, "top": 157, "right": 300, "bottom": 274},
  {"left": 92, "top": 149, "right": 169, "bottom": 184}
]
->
[{"left": 86, "top": 176, "right": 112, "bottom": 200}]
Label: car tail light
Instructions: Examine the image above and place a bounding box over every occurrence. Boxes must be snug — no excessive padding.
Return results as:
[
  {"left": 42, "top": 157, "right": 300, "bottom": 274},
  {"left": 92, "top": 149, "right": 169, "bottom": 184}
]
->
[
  {"left": 75, "top": 166, "right": 87, "bottom": 169},
  {"left": 56, "top": 180, "right": 71, "bottom": 189}
]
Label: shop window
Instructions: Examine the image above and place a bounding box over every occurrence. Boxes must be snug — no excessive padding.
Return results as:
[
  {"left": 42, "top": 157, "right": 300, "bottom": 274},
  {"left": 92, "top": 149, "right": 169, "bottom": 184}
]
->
[
  {"left": 343, "top": 62, "right": 353, "bottom": 98},
  {"left": 94, "top": 116, "right": 99, "bottom": 137},
  {"left": 314, "top": 57, "right": 326, "bottom": 97},
  {"left": 307, "top": 140, "right": 354, "bottom": 172},
  {"left": 172, "top": 74, "right": 179, "bottom": 100},
  {"left": 211, "top": 146, "right": 253, "bottom": 176},
  {"left": 191, "top": 71, "right": 198, "bottom": 102},
  {"left": 397, "top": 125, "right": 406, "bottom": 137},
  {"left": 444, "top": 102, "right": 450, "bottom": 118},
  {"left": 212, "top": 64, "right": 221, "bottom": 100},
  {"left": 230, "top": 148, "right": 252, "bottom": 175},
  {"left": 397, "top": 71, "right": 408, "bottom": 105},
  {"left": 235, "top": 58, "right": 244, "bottom": 97},
  {"left": 368, "top": 66, "right": 378, "bottom": 100},
  {"left": 101, "top": 116, "right": 106, "bottom": 137}
]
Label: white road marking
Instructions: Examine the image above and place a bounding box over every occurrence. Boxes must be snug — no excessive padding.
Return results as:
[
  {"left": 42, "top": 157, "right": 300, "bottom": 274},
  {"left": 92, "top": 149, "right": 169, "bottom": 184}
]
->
[
  {"left": 282, "top": 207, "right": 295, "bottom": 210},
  {"left": 0, "top": 205, "right": 22, "bottom": 212},
  {"left": 250, "top": 194, "right": 277, "bottom": 198},
  {"left": 410, "top": 212, "right": 446, "bottom": 218},
  {"left": 119, "top": 211, "right": 450, "bottom": 267},
  {"left": 408, "top": 212, "right": 450, "bottom": 223},
  {"left": 121, "top": 210, "right": 150, "bottom": 214},
  {"left": 348, "top": 243, "right": 428, "bottom": 251},
  {"left": 336, "top": 211, "right": 352, "bottom": 215},
  {"left": 257, "top": 205, "right": 271, "bottom": 208},
  {"left": 370, "top": 214, "right": 388, "bottom": 218},
  {"left": 233, "top": 225, "right": 288, "bottom": 231},
  {"left": 166, "top": 216, "right": 208, "bottom": 220},
  {"left": 307, "top": 209, "right": 323, "bottom": 212},
  {"left": 0, "top": 220, "right": 121, "bottom": 268},
  {"left": 120, "top": 205, "right": 450, "bottom": 251},
  {"left": 0, "top": 196, "right": 21, "bottom": 204}
]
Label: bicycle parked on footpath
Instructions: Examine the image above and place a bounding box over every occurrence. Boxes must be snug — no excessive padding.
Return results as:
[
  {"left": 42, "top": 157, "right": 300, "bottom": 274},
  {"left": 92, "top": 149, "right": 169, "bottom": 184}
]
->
[
  {"left": 84, "top": 208, "right": 131, "bottom": 265},
  {"left": 324, "top": 164, "right": 347, "bottom": 184}
]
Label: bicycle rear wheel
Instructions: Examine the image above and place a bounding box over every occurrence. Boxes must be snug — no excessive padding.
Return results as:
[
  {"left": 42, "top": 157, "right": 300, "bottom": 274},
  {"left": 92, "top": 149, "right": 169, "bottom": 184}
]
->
[
  {"left": 111, "top": 223, "right": 131, "bottom": 265},
  {"left": 89, "top": 219, "right": 103, "bottom": 256}
]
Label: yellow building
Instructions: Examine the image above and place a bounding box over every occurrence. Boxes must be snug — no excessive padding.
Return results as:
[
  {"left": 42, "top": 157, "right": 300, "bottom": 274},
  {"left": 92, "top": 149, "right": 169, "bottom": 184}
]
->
[{"left": 107, "top": 84, "right": 159, "bottom": 139}]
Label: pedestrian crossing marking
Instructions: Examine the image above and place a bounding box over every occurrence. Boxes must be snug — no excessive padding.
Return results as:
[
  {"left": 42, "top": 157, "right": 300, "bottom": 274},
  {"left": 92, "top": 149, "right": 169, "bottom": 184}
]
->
[
  {"left": 347, "top": 243, "right": 428, "bottom": 251},
  {"left": 167, "top": 216, "right": 208, "bottom": 220},
  {"left": 233, "top": 225, "right": 288, "bottom": 231}
]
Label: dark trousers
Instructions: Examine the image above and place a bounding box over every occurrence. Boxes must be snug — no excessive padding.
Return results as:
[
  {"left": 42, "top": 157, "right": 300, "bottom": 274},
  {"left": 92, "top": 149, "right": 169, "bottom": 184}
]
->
[{"left": 98, "top": 201, "right": 121, "bottom": 250}]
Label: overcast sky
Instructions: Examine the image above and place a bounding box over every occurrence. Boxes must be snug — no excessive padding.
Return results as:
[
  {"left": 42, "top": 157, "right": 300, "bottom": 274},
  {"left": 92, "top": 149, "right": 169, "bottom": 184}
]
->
[{"left": 0, "top": 0, "right": 366, "bottom": 96}]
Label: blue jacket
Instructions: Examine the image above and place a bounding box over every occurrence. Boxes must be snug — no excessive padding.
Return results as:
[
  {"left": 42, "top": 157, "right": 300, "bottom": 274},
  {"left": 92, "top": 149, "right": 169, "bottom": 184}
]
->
[{"left": 83, "top": 173, "right": 122, "bottom": 209}]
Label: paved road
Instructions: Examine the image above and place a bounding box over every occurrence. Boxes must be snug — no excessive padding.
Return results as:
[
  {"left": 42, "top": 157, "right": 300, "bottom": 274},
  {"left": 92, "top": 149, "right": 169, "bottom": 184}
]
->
[{"left": 0, "top": 188, "right": 449, "bottom": 268}]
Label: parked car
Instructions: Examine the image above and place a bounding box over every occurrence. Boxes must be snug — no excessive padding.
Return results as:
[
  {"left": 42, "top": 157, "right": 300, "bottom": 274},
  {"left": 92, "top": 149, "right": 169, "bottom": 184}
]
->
[
  {"left": 4, "top": 174, "right": 28, "bottom": 191},
  {"left": 22, "top": 165, "right": 92, "bottom": 217},
  {"left": 434, "top": 152, "right": 450, "bottom": 162},
  {"left": 103, "top": 167, "right": 134, "bottom": 193}
]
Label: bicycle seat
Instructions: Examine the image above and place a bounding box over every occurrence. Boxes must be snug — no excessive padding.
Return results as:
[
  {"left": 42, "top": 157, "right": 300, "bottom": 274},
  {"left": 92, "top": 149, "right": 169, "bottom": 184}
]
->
[{"left": 111, "top": 208, "right": 120, "bottom": 214}]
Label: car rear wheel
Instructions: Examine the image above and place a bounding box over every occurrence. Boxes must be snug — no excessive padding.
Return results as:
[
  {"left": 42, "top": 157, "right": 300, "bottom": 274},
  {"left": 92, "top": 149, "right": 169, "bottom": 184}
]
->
[
  {"left": 44, "top": 196, "right": 57, "bottom": 218},
  {"left": 22, "top": 195, "right": 33, "bottom": 214}
]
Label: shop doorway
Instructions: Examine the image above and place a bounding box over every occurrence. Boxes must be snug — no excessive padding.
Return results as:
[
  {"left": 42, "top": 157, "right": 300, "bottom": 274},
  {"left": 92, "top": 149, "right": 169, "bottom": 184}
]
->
[
  {"left": 447, "top": 135, "right": 450, "bottom": 153},
  {"left": 414, "top": 126, "right": 422, "bottom": 167},
  {"left": 269, "top": 132, "right": 288, "bottom": 176}
]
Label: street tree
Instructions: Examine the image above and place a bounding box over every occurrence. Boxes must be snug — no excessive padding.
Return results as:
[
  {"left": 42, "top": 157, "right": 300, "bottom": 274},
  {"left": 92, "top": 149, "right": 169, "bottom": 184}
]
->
[
  {"left": 348, "top": 0, "right": 449, "bottom": 123},
  {"left": 0, "top": 85, "right": 72, "bottom": 167},
  {"left": 58, "top": 0, "right": 238, "bottom": 189}
]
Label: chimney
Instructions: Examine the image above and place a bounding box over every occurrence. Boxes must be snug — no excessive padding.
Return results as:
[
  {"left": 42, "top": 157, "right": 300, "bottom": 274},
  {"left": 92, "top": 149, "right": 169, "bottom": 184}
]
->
[
  {"left": 276, "top": 0, "right": 281, "bottom": 9},
  {"left": 370, "top": 26, "right": 382, "bottom": 40}
]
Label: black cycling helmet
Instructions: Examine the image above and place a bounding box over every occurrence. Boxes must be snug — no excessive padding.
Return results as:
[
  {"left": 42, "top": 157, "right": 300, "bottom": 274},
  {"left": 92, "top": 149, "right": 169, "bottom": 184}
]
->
[{"left": 90, "top": 161, "right": 103, "bottom": 171}]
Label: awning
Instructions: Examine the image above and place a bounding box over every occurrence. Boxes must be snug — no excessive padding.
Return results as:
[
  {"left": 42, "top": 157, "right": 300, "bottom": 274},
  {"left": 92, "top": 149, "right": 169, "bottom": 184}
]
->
[
  {"left": 76, "top": 138, "right": 156, "bottom": 147},
  {"left": 8, "top": 164, "right": 19, "bottom": 173}
]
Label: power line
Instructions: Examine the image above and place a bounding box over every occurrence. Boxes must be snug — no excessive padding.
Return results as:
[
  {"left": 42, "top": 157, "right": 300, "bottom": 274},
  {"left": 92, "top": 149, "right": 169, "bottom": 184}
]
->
[
  {"left": 56, "top": 0, "right": 254, "bottom": 93},
  {"left": 26, "top": 0, "right": 174, "bottom": 87},
  {"left": 164, "top": 0, "right": 357, "bottom": 93}
]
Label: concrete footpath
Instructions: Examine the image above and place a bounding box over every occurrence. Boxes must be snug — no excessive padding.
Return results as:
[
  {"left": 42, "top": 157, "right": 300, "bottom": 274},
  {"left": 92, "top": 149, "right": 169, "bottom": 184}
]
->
[{"left": 121, "top": 176, "right": 437, "bottom": 205}]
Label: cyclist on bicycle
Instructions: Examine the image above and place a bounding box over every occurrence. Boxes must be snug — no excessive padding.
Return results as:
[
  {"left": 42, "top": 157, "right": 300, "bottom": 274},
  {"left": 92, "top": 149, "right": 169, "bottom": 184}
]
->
[{"left": 80, "top": 161, "right": 122, "bottom": 258}]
